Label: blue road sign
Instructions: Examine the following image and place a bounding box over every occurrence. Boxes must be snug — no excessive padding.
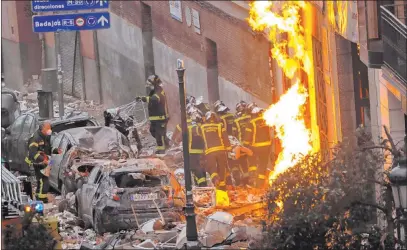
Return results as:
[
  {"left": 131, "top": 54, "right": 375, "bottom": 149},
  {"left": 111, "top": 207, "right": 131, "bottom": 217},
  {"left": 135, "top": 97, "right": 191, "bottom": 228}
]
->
[
  {"left": 31, "top": 0, "right": 109, "bottom": 12},
  {"left": 32, "top": 12, "right": 110, "bottom": 32}
]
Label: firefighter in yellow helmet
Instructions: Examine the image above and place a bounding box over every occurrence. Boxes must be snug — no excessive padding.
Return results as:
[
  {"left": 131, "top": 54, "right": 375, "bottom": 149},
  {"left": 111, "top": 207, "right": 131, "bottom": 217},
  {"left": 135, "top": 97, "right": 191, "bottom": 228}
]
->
[
  {"left": 243, "top": 107, "right": 272, "bottom": 188},
  {"left": 201, "top": 111, "right": 231, "bottom": 192},
  {"left": 137, "top": 74, "right": 170, "bottom": 154},
  {"left": 214, "top": 100, "right": 234, "bottom": 136}
]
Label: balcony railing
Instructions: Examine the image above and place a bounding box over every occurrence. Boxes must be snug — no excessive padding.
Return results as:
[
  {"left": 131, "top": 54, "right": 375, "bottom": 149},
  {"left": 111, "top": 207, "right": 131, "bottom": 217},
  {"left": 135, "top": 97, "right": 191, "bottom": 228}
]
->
[{"left": 380, "top": 4, "right": 407, "bottom": 86}]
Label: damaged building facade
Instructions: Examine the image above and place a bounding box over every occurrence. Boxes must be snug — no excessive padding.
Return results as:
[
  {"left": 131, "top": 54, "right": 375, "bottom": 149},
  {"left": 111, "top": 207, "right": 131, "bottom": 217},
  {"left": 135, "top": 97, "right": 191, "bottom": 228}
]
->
[{"left": 1, "top": 1, "right": 406, "bottom": 142}]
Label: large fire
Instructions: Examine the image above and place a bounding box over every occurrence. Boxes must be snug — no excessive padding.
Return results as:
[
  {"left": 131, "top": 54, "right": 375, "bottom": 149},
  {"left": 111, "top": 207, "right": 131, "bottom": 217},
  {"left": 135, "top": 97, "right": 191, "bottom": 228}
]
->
[{"left": 248, "top": 1, "right": 314, "bottom": 185}]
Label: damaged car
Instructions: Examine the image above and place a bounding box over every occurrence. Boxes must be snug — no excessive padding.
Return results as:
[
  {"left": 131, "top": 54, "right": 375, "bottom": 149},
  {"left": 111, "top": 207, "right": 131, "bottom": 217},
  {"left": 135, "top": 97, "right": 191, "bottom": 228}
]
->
[
  {"left": 48, "top": 126, "right": 135, "bottom": 195},
  {"left": 75, "top": 158, "right": 184, "bottom": 234},
  {"left": 2, "top": 111, "right": 98, "bottom": 174}
]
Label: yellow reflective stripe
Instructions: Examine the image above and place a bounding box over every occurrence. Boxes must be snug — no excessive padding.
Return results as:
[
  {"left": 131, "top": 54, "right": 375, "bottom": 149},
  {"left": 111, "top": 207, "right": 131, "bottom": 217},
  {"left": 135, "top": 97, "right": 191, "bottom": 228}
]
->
[
  {"left": 248, "top": 166, "right": 257, "bottom": 172},
  {"left": 190, "top": 149, "right": 204, "bottom": 154},
  {"left": 232, "top": 127, "right": 237, "bottom": 131},
  {"left": 146, "top": 96, "right": 150, "bottom": 103},
  {"left": 34, "top": 152, "right": 41, "bottom": 160},
  {"left": 218, "top": 124, "right": 224, "bottom": 147},
  {"left": 156, "top": 145, "right": 165, "bottom": 150},
  {"left": 176, "top": 124, "right": 181, "bottom": 132},
  {"left": 197, "top": 177, "right": 206, "bottom": 184},
  {"left": 231, "top": 167, "right": 240, "bottom": 172},
  {"left": 149, "top": 115, "right": 167, "bottom": 121},
  {"left": 205, "top": 146, "right": 226, "bottom": 155},
  {"left": 245, "top": 128, "right": 252, "bottom": 132},
  {"left": 210, "top": 173, "right": 218, "bottom": 180},
  {"left": 188, "top": 126, "right": 193, "bottom": 153},
  {"left": 220, "top": 113, "right": 233, "bottom": 119},
  {"left": 219, "top": 181, "right": 226, "bottom": 186},
  {"left": 258, "top": 174, "right": 266, "bottom": 179},
  {"left": 253, "top": 141, "right": 272, "bottom": 147},
  {"left": 29, "top": 142, "right": 39, "bottom": 148},
  {"left": 37, "top": 193, "right": 48, "bottom": 198},
  {"left": 153, "top": 94, "right": 160, "bottom": 101},
  {"left": 39, "top": 178, "right": 43, "bottom": 195},
  {"left": 25, "top": 157, "right": 32, "bottom": 164}
]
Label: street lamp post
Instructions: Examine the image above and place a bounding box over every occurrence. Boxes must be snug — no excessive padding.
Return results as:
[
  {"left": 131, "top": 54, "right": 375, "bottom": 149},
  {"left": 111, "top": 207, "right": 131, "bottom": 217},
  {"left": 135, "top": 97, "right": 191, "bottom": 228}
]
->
[
  {"left": 176, "top": 59, "right": 199, "bottom": 246},
  {"left": 389, "top": 156, "right": 407, "bottom": 247}
]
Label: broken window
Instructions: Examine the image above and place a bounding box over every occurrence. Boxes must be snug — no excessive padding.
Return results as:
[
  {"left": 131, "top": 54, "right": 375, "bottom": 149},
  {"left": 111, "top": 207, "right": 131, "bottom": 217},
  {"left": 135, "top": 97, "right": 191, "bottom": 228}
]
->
[{"left": 113, "top": 172, "right": 166, "bottom": 188}]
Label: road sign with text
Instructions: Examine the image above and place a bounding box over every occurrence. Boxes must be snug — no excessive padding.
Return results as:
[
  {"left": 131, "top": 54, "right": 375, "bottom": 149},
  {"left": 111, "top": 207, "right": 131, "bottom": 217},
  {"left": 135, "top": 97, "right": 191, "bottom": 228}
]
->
[
  {"left": 31, "top": 0, "right": 109, "bottom": 12},
  {"left": 32, "top": 12, "right": 110, "bottom": 33}
]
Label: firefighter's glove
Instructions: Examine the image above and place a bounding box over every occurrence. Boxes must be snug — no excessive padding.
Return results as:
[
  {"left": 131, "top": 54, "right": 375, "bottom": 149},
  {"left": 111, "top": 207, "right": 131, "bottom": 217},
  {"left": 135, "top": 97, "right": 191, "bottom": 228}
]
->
[
  {"left": 227, "top": 152, "right": 236, "bottom": 160},
  {"left": 135, "top": 96, "right": 142, "bottom": 101}
]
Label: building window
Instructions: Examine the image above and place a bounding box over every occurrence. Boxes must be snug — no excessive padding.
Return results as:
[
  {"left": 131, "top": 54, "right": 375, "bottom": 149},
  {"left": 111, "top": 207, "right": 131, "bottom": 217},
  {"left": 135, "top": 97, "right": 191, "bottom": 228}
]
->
[{"left": 351, "top": 42, "right": 371, "bottom": 128}]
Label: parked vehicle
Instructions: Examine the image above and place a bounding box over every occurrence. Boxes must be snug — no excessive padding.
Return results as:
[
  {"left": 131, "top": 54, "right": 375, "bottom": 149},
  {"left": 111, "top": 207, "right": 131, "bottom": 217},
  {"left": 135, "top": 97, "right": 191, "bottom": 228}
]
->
[
  {"left": 1, "top": 89, "right": 21, "bottom": 128},
  {"left": 75, "top": 158, "right": 184, "bottom": 234},
  {"left": 48, "top": 126, "right": 135, "bottom": 195},
  {"left": 1, "top": 111, "right": 98, "bottom": 174}
]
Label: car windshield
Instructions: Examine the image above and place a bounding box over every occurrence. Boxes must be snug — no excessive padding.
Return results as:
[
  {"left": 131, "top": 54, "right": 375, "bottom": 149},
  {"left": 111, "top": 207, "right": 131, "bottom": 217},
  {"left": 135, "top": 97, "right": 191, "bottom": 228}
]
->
[
  {"left": 52, "top": 120, "right": 96, "bottom": 133},
  {"left": 113, "top": 172, "right": 168, "bottom": 188}
]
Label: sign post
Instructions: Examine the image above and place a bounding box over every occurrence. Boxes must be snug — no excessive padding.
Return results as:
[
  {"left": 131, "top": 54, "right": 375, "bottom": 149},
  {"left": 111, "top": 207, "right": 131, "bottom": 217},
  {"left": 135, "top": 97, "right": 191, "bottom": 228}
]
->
[{"left": 31, "top": 0, "right": 110, "bottom": 118}]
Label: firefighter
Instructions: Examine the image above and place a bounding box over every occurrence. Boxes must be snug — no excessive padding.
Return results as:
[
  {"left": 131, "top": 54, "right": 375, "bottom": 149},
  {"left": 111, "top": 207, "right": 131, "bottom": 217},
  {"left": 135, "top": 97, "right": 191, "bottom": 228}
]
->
[
  {"left": 227, "top": 139, "right": 253, "bottom": 186},
  {"left": 244, "top": 107, "right": 273, "bottom": 188},
  {"left": 171, "top": 105, "right": 197, "bottom": 145},
  {"left": 137, "top": 74, "right": 170, "bottom": 154},
  {"left": 213, "top": 100, "right": 234, "bottom": 136},
  {"left": 25, "top": 122, "right": 60, "bottom": 203},
  {"left": 230, "top": 101, "right": 252, "bottom": 184},
  {"left": 200, "top": 111, "right": 231, "bottom": 193},
  {"left": 188, "top": 111, "right": 207, "bottom": 187}
]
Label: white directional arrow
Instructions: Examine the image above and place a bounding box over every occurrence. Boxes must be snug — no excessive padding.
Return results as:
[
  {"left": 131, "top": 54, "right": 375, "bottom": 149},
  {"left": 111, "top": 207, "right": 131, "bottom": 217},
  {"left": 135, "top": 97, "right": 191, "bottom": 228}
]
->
[
  {"left": 96, "top": 0, "right": 108, "bottom": 7},
  {"left": 97, "top": 15, "right": 109, "bottom": 26}
]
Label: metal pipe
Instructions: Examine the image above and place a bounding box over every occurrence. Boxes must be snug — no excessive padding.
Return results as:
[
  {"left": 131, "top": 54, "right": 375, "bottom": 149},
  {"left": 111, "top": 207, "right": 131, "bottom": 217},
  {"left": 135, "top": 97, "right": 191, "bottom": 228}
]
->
[
  {"left": 93, "top": 30, "right": 103, "bottom": 104},
  {"left": 72, "top": 31, "right": 78, "bottom": 96},
  {"left": 176, "top": 59, "right": 198, "bottom": 242},
  {"left": 55, "top": 32, "right": 65, "bottom": 118}
]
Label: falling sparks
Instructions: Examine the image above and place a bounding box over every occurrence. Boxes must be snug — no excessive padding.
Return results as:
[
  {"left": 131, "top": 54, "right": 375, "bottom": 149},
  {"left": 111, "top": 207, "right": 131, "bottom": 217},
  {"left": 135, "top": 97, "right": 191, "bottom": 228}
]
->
[{"left": 248, "top": 1, "right": 313, "bottom": 185}]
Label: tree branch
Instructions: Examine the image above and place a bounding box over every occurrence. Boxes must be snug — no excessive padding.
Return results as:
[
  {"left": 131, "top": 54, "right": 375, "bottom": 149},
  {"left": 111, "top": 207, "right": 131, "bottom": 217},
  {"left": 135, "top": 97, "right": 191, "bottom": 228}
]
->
[
  {"left": 360, "top": 145, "right": 393, "bottom": 152},
  {"left": 351, "top": 200, "right": 387, "bottom": 213}
]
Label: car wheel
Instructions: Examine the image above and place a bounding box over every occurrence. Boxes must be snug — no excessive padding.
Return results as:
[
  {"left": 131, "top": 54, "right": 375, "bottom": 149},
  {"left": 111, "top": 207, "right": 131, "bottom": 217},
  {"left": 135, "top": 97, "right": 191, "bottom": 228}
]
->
[{"left": 93, "top": 210, "right": 105, "bottom": 235}]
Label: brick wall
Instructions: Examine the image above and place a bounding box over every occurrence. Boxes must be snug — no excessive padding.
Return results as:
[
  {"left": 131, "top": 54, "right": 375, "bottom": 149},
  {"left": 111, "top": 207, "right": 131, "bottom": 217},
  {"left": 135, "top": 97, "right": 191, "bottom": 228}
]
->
[{"left": 110, "top": 1, "right": 272, "bottom": 104}]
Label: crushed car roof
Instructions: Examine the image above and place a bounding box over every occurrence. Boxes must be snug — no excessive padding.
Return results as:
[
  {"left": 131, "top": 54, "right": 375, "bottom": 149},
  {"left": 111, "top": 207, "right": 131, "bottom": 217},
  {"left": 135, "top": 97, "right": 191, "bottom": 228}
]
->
[{"left": 62, "top": 126, "right": 123, "bottom": 152}]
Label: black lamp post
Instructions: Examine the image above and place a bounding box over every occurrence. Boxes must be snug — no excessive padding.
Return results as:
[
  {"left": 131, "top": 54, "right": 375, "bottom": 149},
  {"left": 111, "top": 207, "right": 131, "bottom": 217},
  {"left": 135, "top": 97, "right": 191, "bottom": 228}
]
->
[
  {"left": 176, "top": 59, "right": 199, "bottom": 245},
  {"left": 389, "top": 156, "right": 407, "bottom": 247}
]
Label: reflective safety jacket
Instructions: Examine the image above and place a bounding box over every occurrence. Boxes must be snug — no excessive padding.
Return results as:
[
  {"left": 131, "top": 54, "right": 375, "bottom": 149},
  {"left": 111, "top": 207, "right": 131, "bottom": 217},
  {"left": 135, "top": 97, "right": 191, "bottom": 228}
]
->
[
  {"left": 188, "top": 123, "right": 204, "bottom": 154},
  {"left": 172, "top": 119, "right": 192, "bottom": 144},
  {"left": 25, "top": 130, "right": 51, "bottom": 167},
  {"left": 232, "top": 114, "right": 251, "bottom": 142},
  {"left": 219, "top": 112, "right": 234, "bottom": 135},
  {"left": 200, "top": 123, "right": 231, "bottom": 154},
  {"left": 142, "top": 87, "right": 169, "bottom": 121},
  {"left": 244, "top": 117, "right": 272, "bottom": 147}
]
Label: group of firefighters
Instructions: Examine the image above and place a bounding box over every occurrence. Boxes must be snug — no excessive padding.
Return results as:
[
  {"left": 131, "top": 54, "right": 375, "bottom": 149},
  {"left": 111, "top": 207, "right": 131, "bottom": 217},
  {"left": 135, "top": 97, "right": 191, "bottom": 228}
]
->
[
  {"left": 25, "top": 74, "right": 273, "bottom": 204},
  {"left": 137, "top": 74, "right": 274, "bottom": 197}
]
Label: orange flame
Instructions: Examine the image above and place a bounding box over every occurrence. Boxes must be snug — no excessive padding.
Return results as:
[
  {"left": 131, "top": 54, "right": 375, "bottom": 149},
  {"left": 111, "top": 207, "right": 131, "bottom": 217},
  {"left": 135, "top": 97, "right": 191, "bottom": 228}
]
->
[{"left": 248, "top": 1, "right": 313, "bottom": 184}]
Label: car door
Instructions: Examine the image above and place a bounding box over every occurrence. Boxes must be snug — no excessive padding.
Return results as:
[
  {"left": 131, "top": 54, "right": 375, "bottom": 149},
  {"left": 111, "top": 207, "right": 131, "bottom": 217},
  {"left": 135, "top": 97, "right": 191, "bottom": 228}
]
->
[
  {"left": 80, "top": 167, "right": 102, "bottom": 219},
  {"left": 5, "top": 115, "right": 26, "bottom": 168},
  {"left": 17, "top": 114, "right": 36, "bottom": 166},
  {"left": 49, "top": 133, "right": 64, "bottom": 188}
]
